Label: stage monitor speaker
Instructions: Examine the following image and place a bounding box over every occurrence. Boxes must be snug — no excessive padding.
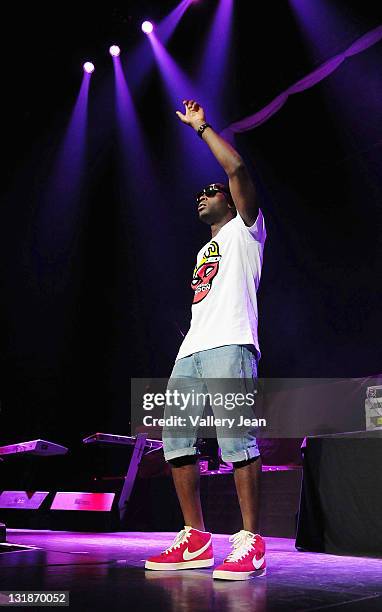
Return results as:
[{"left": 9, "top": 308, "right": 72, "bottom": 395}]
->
[
  {"left": 0, "top": 491, "right": 52, "bottom": 529},
  {"left": 49, "top": 492, "right": 118, "bottom": 532},
  {"left": 296, "top": 429, "right": 382, "bottom": 557},
  {"left": 51, "top": 492, "right": 115, "bottom": 512},
  {"left": 0, "top": 491, "right": 50, "bottom": 510}
]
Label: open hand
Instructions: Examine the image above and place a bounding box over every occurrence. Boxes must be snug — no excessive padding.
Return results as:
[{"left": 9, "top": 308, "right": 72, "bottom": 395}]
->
[{"left": 176, "top": 99, "right": 206, "bottom": 129}]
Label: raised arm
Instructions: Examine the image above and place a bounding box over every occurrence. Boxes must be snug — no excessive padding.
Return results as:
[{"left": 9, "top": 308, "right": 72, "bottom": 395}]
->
[{"left": 176, "top": 99, "right": 259, "bottom": 226}]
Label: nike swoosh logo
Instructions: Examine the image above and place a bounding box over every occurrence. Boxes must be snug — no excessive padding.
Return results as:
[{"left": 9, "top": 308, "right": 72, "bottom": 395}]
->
[
  {"left": 183, "top": 537, "right": 212, "bottom": 561},
  {"left": 252, "top": 555, "right": 265, "bottom": 569}
]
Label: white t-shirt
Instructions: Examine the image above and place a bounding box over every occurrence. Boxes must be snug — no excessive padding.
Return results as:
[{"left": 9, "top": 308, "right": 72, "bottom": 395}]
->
[{"left": 176, "top": 209, "right": 266, "bottom": 361}]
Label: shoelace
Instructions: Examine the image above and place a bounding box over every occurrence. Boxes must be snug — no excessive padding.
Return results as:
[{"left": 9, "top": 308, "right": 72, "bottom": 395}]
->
[
  {"left": 225, "top": 530, "right": 257, "bottom": 562},
  {"left": 163, "top": 528, "right": 191, "bottom": 555}
]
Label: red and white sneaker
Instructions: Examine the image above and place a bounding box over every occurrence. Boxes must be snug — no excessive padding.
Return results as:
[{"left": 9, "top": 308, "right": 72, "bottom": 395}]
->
[
  {"left": 213, "top": 531, "right": 266, "bottom": 580},
  {"left": 145, "top": 526, "right": 214, "bottom": 571}
]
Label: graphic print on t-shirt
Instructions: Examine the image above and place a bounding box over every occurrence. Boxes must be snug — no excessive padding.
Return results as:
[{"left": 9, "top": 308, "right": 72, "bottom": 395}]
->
[{"left": 191, "top": 240, "right": 222, "bottom": 304}]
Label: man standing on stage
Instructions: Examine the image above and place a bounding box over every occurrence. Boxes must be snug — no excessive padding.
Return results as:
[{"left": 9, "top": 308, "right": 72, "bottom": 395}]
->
[{"left": 145, "top": 100, "right": 267, "bottom": 580}]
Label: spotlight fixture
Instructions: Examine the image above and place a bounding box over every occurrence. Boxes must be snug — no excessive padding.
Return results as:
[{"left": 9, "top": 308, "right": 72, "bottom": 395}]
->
[
  {"left": 141, "top": 21, "right": 154, "bottom": 34},
  {"left": 83, "top": 62, "right": 95, "bottom": 74},
  {"left": 109, "top": 45, "right": 121, "bottom": 57}
]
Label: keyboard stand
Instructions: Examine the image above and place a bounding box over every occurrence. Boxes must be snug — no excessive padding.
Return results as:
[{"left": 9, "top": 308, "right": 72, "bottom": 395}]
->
[{"left": 117, "top": 433, "right": 147, "bottom": 521}]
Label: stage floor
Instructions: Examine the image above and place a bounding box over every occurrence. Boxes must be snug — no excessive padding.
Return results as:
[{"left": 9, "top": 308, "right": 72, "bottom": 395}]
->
[{"left": 0, "top": 530, "right": 381, "bottom": 611}]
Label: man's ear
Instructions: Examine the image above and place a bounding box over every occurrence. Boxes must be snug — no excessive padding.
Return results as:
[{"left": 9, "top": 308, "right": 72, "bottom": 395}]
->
[
  {"left": 225, "top": 192, "right": 235, "bottom": 210},
  {"left": 228, "top": 202, "right": 237, "bottom": 216}
]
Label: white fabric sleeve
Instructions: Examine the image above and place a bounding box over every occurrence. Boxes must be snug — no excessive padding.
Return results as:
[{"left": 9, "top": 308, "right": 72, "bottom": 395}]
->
[{"left": 236, "top": 208, "right": 267, "bottom": 243}]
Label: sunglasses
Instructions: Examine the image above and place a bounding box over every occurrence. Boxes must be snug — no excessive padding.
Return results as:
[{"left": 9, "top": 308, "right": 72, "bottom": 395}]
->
[{"left": 196, "top": 184, "right": 229, "bottom": 205}]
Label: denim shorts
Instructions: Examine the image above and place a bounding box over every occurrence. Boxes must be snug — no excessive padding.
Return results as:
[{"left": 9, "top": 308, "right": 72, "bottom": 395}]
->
[{"left": 162, "top": 344, "right": 260, "bottom": 463}]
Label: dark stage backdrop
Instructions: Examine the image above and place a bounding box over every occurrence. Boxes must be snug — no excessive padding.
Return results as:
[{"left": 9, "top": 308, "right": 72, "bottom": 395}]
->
[{"left": 0, "top": 2, "right": 381, "bottom": 461}]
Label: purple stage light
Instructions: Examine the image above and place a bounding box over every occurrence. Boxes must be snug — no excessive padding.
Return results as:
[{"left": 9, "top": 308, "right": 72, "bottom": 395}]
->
[
  {"left": 37, "top": 71, "right": 90, "bottom": 262},
  {"left": 196, "top": 0, "right": 233, "bottom": 127},
  {"left": 127, "top": 1, "right": 192, "bottom": 93},
  {"left": 147, "top": 34, "right": 197, "bottom": 105},
  {"left": 109, "top": 45, "right": 121, "bottom": 57},
  {"left": 83, "top": 62, "right": 95, "bottom": 74},
  {"left": 142, "top": 21, "right": 154, "bottom": 34},
  {"left": 157, "top": 0, "right": 193, "bottom": 44}
]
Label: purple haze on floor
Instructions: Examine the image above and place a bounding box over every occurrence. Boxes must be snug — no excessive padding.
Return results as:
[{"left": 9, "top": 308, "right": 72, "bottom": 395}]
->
[{"left": 5, "top": 528, "right": 382, "bottom": 612}]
